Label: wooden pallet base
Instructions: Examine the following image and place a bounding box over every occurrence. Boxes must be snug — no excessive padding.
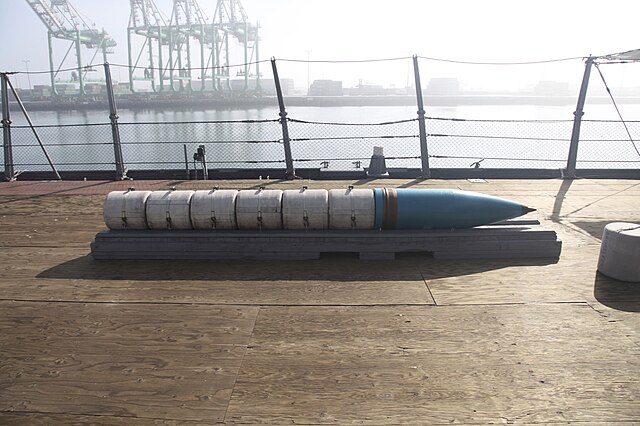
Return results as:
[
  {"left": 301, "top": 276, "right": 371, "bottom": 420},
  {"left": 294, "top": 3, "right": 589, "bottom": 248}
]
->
[{"left": 91, "top": 220, "right": 562, "bottom": 260}]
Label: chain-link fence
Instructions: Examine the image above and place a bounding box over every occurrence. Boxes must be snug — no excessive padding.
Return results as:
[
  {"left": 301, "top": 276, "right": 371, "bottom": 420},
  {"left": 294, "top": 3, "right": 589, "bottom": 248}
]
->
[
  {"left": 426, "top": 117, "right": 575, "bottom": 169},
  {"left": 3, "top": 115, "right": 639, "bottom": 177},
  {"left": 9, "top": 123, "right": 114, "bottom": 172},
  {"left": 118, "top": 119, "right": 284, "bottom": 171},
  {"left": 578, "top": 119, "right": 640, "bottom": 168},
  {"left": 287, "top": 118, "right": 421, "bottom": 172}
]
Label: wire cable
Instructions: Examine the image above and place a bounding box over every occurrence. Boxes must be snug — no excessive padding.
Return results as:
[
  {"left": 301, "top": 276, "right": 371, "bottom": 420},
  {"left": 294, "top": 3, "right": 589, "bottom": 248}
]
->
[
  {"left": 594, "top": 63, "right": 640, "bottom": 158},
  {"left": 429, "top": 154, "right": 564, "bottom": 162},
  {"left": 109, "top": 59, "right": 272, "bottom": 72},
  {"left": 2, "top": 54, "right": 589, "bottom": 75},
  {"left": 417, "top": 55, "right": 584, "bottom": 65},
  {"left": 288, "top": 118, "right": 417, "bottom": 126},
  {"left": 278, "top": 56, "right": 412, "bottom": 64},
  {"left": 5, "top": 64, "right": 102, "bottom": 75}
]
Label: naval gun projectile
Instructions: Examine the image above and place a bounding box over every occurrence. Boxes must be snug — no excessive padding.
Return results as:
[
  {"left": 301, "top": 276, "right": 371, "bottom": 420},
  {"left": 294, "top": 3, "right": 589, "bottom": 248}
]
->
[
  {"left": 103, "top": 187, "right": 536, "bottom": 231},
  {"left": 373, "top": 188, "right": 535, "bottom": 229}
]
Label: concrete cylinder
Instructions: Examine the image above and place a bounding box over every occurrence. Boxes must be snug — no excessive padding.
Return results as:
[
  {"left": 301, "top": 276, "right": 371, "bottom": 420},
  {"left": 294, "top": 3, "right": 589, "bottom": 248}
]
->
[{"left": 597, "top": 222, "right": 640, "bottom": 282}]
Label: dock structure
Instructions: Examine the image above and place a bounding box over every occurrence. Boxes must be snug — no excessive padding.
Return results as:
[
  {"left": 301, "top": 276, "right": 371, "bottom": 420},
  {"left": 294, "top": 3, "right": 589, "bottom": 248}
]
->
[{"left": 0, "top": 178, "right": 638, "bottom": 424}]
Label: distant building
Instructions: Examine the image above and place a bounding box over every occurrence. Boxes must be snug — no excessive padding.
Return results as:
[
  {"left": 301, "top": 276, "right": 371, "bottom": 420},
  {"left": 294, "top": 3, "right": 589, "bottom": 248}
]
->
[
  {"left": 308, "top": 80, "right": 343, "bottom": 96},
  {"left": 425, "top": 78, "right": 460, "bottom": 95},
  {"left": 33, "top": 85, "right": 52, "bottom": 96},
  {"left": 360, "top": 84, "right": 384, "bottom": 95},
  {"left": 113, "top": 82, "right": 131, "bottom": 94},
  {"left": 279, "top": 78, "right": 295, "bottom": 95},
  {"left": 84, "top": 84, "right": 105, "bottom": 95},
  {"left": 228, "top": 78, "right": 293, "bottom": 95}
]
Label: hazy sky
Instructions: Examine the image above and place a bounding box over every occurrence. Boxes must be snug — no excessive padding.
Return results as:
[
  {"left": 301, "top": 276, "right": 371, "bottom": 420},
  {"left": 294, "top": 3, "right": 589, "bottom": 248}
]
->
[{"left": 1, "top": 0, "right": 638, "bottom": 90}]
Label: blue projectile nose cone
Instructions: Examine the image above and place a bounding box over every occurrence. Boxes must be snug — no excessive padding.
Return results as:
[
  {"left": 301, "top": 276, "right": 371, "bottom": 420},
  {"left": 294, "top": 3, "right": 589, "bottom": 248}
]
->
[{"left": 373, "top": 188, "right": 534, "bottom": 229}]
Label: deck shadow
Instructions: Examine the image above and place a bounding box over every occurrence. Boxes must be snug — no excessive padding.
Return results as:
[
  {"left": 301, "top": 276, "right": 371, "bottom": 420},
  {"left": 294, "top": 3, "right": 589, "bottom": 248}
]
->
[
  {"left": 35, "top": 253, "right": 555, "bottom": 282},
  {"left": 594, "top": 271, "right": 640, "bottom": 312},
  {"left": 415, "top": 256, "right": 558, "bottom": 280},
  {"left": 0, "top": 181, "right": 112, "bottom": 204},
  {"left": 570, "top": 220, "right": 632, "bottom": 241},
  {"left": 550, "top": 178, "right": 572, "bottom": 222},
  {"left": 398, "top": 177, "right": 428, "bottom": 188}
]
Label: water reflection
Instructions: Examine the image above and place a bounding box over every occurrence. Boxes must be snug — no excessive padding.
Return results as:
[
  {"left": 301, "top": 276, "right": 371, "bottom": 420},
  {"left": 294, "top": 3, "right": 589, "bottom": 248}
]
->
[{"left": 4, "top": 104, "right": 640, "bottom": 172}]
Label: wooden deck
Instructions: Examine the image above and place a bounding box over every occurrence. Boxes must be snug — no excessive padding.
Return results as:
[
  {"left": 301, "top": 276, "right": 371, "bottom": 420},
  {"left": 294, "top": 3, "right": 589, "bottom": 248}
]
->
[{"left": 0, "top": 178, "right": 638, "bottom": 425}]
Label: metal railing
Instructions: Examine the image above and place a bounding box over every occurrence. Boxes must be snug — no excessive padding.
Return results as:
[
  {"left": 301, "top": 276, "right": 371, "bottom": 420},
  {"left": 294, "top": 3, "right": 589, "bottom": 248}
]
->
[
  {"left": 4, "top": 115, "right": 639, "bottom": 178},
  {"left": 2, "top": 59, "right": 640, "bottom": 180}
]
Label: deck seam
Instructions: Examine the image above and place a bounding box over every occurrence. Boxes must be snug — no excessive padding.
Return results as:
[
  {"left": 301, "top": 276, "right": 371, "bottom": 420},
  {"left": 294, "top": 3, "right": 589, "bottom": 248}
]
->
[
  {"left": 561, "top": 182, "right": 640, "bottom": 218},
  {"left": 418, "top": 264, "right": 438, "bottom": 306},
  {"left": 585, "top": 301, "right": 640, "bottom": 349},
  {"left": 0, "top": 299, "right": 587, "bottom": 308},
  {"left": 222, "top": 305, "right": 262, "bottom": 423},
  {"left": 0, "top": 409, "right": 218, "bottom": 423}
]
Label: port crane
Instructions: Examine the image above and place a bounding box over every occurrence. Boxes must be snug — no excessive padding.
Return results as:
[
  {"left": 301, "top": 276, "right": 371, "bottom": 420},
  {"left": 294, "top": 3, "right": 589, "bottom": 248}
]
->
[
  {"left": 24, "top": 0, "right": 117, "bottom": 96},
  {"left": 213, "top": 0, "right": 261, "bottom": 92},
  {"left": 127, "top": 0, "right": 172, "bottom": 92},
  {"left": 170, "top": 0, "right": 211, "bottom": 92},
  {"left": 126, "top": 0, "right": 260, "bottom": 93}
]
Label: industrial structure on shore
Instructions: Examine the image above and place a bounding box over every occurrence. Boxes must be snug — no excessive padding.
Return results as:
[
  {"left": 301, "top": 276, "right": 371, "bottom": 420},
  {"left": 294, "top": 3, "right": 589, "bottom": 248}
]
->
[
  {"left": 14, "top": 1, "right": 640, "bottom": 109},
  {"left": 24, "top": 0, "right": 260, "bottom": 97}
]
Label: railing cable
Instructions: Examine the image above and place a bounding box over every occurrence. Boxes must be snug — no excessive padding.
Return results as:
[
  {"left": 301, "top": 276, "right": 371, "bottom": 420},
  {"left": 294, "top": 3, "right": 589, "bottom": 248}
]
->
[
  {"left": 417, "top": 55, "right": 583, "bottom": 65},
  {"left": 594, "top": 62, "right": 640, "bottom": 158}
]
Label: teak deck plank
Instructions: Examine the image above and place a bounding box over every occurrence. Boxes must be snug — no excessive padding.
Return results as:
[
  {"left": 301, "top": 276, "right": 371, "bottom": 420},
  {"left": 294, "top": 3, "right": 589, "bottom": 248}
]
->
[
  {"left": 0, "top": 412, "right": 207, "bottom": 425},
  {"left": 0, "top": 276, "right": 434, "bottom": 306},
  {"left": 0, "top": 301, "right": 257, "bottom": 422},
  {"left": 0, "top": 179, "right": 639, "bottom": 424},
  {"left": 226, "top": 305, "right": 639, "bottom": 424},
  {"left": 0, "top": 247, "right": 434, "bottom": 306},
  {"left": 243, "top": 304, "right": 639, "bottom": 361},
  {"left": 229, "top": 361, "right": 639, "bottom": 424},
  {"left": 421, "top": 252, "right": 600, "bottom": 305}
]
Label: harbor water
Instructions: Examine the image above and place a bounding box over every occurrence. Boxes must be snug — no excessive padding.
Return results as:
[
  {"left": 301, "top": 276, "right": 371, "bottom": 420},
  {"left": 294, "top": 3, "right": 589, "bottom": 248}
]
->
[
  {"left": 14, "top": 103, "right": 636, "bottom": 125},
  {"left": 6, "top": 102, "right": 640, "bottom": 172}
]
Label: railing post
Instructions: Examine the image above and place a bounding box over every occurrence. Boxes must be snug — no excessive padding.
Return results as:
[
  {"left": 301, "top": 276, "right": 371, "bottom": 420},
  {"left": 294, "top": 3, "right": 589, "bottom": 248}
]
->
[
  {"left": 5, "top": 76, "right": 61, "bottom": 180},
  {"left": 413, "top": 55, "right": 430, "bottom": 178},
  {"left": 103, "top": 63, "right": 127, "bottom": 180},
  {"left": 270, "top": 57, "right": 295, "bottom": 179},
  {"left": 565, "top": 55, "right": 594, "bottom": 178},
  {"left": 1, "top": 73, "right": 15, "bottom": 181}
]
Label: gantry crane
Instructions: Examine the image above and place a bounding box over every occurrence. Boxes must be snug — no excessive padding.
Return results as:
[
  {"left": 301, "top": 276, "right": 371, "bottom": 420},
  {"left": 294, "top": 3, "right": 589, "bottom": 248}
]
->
[
  {"left": 24, "top": 0, "right": 117, "bottom": 96},
  {"left": 170, "top": 0, "right": 210, "bottom": 91},
  {"left": 126, "top": 0, "right": 260, "bottom": 93},
  {"left": 127, "top": 0, "right": 171, "bottom": 92},
  {"left": 212, "top": 0, "right": 260, "bottom": 91}
]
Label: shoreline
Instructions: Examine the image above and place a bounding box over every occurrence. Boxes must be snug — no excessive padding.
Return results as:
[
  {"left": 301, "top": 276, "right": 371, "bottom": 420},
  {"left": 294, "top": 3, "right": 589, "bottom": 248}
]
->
[{"left": 9, "top": 94, "right": 640, "bottom": 112}]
